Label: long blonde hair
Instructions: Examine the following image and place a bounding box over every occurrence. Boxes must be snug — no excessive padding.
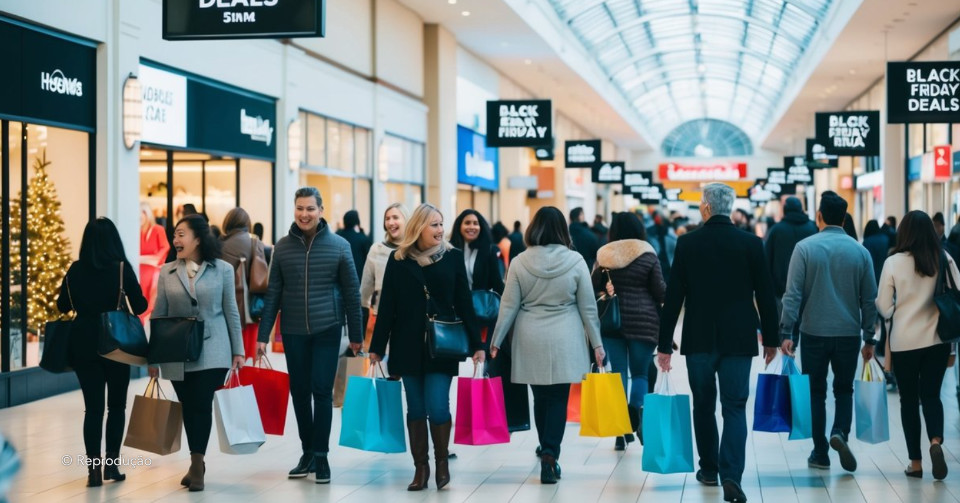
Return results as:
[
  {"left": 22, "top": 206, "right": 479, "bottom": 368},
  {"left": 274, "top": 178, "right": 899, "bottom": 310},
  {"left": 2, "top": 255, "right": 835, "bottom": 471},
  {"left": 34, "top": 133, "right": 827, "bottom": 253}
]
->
[
  {"left": 382, "top": 202, "right": 410, "bottom": 245},
  {"left": 395, "top": 203, "right": 442, "bottom": 260}
]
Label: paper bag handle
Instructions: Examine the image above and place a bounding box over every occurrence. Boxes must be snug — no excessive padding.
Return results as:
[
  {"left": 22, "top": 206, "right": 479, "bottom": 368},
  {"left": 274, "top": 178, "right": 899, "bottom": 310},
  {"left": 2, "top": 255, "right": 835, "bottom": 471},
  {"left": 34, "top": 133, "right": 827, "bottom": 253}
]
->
[
  {"left": 861, "top": 358, "right": 885, "bottom": 383},
  {"left": 654, "top": 370, "right": 675, "bottom": 396}
]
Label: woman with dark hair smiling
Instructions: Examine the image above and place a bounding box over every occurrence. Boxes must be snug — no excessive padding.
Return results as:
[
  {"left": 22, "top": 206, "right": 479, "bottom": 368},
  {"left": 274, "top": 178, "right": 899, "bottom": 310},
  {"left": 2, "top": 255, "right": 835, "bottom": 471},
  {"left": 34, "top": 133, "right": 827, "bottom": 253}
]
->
[
  {"left": 149, "top": 214, "right": 244, "bottom": 492},
  {"left": 57, "top": 218, "right": 147, "bottom": 487},
  {"left": 450, "top": 209, "right": 504, "bottom": 296},
  {"left": 876, "top": 210, "right": 960, "bottom": 480},
  {"left": 490, "top": 206, "right": 605, "bottom": 484}
]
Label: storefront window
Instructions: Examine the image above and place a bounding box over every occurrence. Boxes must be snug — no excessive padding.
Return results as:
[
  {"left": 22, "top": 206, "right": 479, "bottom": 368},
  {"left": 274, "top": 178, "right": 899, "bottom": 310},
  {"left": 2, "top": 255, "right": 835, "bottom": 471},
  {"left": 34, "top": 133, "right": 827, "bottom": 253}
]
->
[
  {"left": 239, "top": 159, "right": 274, "bottom": 243},
  {"left": 4, "top": 122, "right": 89, "bottom": 371},
  {"left": 299, "top": 111, "right": 373, "bottom": 231},
  {"left": 379, "top": 134, "right": 425, "bottom": 212},
  {"left": 909, "top": 123, "right": 925, "bottom": 157}
]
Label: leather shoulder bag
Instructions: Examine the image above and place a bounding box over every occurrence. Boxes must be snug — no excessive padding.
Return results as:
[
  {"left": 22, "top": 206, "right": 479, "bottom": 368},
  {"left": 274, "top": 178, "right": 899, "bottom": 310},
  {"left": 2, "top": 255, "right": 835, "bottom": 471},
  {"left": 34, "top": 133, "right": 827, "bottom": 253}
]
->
[
  {"left": 934, "top": 251, "right": 960, "bottom": 344},
  {"left": 41, "top": 276, "right": 75, "bottom": 373},
  {"left": 597, "top": 269, "right": 622, "bottom": 337},
  {"left": 99, "top": 261, "right": 150, "bottom": 366},
  {"left": 148, "top": 264, "right": 205, "bottom": 364},
  {"left": 414, "top": 264, "right": 471, "bottom": 360}
]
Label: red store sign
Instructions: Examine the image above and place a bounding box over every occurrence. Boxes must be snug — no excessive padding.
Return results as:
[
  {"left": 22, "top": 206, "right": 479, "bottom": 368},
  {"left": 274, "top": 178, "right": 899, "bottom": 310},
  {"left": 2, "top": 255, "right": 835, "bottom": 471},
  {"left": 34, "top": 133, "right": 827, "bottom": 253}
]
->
[
  {"left": 658, "top": 162, "right": 747, "bottom": 181},
  {"left": 935, "top": 145, "right": 952, "bottom": 181}
]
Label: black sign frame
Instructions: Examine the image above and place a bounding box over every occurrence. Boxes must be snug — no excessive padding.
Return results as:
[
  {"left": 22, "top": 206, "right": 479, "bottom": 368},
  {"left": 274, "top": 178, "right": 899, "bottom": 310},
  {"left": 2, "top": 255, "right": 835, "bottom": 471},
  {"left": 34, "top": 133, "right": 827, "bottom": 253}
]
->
[
  {"left": 486, "top": 99, "right": 552, "bottom": 148},
  {"left": 565, "top": 139, "right": 602, "bottom": 168},
  {"left": 592, "top": 161, "right": 625, "bottom": 184},
  {"left": 163, "top": 0, "right": 326, "bottom": 41},
  {"left": 805, "top": 138, "right": 838, "bottom": 168},
  {"left": 783, "top": 156, "right": 813, "bottom": 184},
  {"left": 621, "top": 170, "right": 653, "bottom": 195},
  {"left": 815, "top": 111, "right": 880, "bottom": 156},
  {"left": 887, "top": 61, "right": 960, "bottom": 124}
]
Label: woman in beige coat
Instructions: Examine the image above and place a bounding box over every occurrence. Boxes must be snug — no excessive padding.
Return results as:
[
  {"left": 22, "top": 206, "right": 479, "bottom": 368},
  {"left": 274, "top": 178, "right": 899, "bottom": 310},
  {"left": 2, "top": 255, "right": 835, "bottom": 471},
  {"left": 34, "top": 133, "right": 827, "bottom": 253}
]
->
[{"left": 490, "top": 206, "right": 604, "bottom": 485}]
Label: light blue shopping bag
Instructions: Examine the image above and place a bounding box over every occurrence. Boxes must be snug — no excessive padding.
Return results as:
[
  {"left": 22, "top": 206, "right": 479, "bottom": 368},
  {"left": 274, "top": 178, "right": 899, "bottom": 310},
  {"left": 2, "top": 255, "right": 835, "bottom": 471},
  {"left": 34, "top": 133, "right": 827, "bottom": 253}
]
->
[
  {"left": 339, "top": 365, "right": 406, "bottom": 453},
  {"left": 855, "top": 358, "right": 889, "bottom": 444},
  {"left": 641, "top": 372, "right": 695, "bottom": 474},
  {"left": 783, "top": 356, "right": 812, "bottom": 440}
]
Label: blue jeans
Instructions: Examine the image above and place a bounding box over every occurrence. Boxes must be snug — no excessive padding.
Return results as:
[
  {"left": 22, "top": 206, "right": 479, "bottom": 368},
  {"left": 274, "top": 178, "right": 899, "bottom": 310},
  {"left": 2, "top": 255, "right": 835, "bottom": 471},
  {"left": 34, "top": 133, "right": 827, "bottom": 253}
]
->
[
  {"left": 686, "top": 353, "right": 752, "bottom": 484},
  {"left": 800, "top": 334, "right": 859, "bottom": 456},
  {"left": 602, "top": 337, "right": 656, "bottom": 409},
  {"left": 403, "top": 373, "right": 453, "bottom": 423},
  {"left": 283, "top": 327, "right": 341, "bottom": 455}
]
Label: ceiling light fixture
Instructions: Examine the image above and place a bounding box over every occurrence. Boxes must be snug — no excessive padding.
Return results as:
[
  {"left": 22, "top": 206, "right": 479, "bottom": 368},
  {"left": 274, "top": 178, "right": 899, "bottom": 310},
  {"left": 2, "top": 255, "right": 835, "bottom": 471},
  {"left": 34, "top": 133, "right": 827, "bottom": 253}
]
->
[
  {"left": 448, "top": 0, "right": 456, "bottom": 4},
  {"left": 462, "top": 10, "right": 470, "bottom": 16},
  {"left": 524, "top": 59, "right": 532, "bottom": 65}
]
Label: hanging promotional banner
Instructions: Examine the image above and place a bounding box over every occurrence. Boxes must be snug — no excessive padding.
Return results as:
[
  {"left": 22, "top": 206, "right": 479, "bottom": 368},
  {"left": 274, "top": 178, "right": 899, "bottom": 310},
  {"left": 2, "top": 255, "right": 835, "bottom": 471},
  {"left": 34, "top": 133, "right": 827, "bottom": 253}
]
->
[
  {"left": 749, "top": 182, "right": 774, "bottom": 204},
  {"left": 635, "top": 183, "right": 665, "bottom": 205},
  {"left": 783, "top": 156, "right": 812, "bottom": 184},
  {"left": 767, "top": 168, "right": 787, "bottom": 185},
  {"left": 887, "top": 61, "right": 960, "bottom": 123},
  {"left": 664, "top": 188, "right": 683, "bottom": 201},
  {"left": 139, "top": 64, "right": 188, "bottom": 148},
  {"left": 933, "top": 145, "right": 952, "bottom": 181},
  {"left": 814, "top": 111, "right": 880, "bottom": 156},
  {"left": 592, "top": 161, "right": 624, "bottom": 184},
  {"left": 534, "top": 137, "right": 555, "bottom": 160},
  {"left": 658, "top": 162, "right": 746, "bottom": 181},
  {"left": 485, "top": 100, "right": 552, "bottom": 147},
  {"left": 457, "top": 126, "right": 499, "bottom": 191},
  {"left": 621, "top": 171, "right": 653, "bottom": 195},
  {"left": 163, "top": 0, "right": 326, "bottom": 41},
  {"left": 805, "top": 138, "right": 838, "bottom": 168},
  {"left": 565, "top": 140, "right": 601, "bottom": 168}
]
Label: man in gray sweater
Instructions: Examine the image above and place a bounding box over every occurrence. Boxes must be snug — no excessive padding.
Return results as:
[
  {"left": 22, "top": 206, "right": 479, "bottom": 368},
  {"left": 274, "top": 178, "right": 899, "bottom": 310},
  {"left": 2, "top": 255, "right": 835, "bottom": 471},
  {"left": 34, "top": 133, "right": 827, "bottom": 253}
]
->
[{"left": 779, "top": 193, "right": 877, "bottom": 473}]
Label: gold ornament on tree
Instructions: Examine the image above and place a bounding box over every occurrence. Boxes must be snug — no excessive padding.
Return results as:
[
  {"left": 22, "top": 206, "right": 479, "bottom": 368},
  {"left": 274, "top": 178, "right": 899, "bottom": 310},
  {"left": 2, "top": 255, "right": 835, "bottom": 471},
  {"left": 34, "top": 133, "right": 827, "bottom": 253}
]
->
[{"left": 10, "top": 149, "right": 72, "bottom": 335}]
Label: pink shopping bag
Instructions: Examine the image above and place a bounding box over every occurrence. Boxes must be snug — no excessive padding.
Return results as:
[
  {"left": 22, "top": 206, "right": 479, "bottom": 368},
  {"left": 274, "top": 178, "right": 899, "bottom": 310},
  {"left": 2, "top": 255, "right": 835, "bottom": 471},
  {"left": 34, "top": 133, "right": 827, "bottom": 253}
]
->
[{"left": 454, "top": 366, "right": 510, "bottom": 446}]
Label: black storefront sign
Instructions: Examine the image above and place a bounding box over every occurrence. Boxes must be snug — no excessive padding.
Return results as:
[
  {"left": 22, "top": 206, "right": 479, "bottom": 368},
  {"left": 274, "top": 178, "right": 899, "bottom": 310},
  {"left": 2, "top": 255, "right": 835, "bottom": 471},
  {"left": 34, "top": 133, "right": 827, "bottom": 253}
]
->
[
  {"left": 486, "top": 100, "right": 552, "bottom": 148},
  {"left": 622, "top": 170, "right": 652, "bottom": 195},
  {"left": 783, "top": 156, "right": 812, "bottom": 184},
  {"left": 188, "top": 80, "right": 276, "bottom": 160},
  {"left": 805, "top": 138, "right": 838, "bottom": 168},
  {"left": 0, "top": 20, "right": 96, "bottom": 130},
  {"left": 815, "top": 111, "right": 880, "bottom": 156},
  {"left": 163, "top": 0, "right": 325, "bottom": 40},
  {"left": 592, "top": 161, "right": 624, "bottom": 184},
  {"left": 887, "top": 61, "right": 960, "bottom": 124},
  {"left": 565, "top": 139, "right": 601, "bottom": 168}
]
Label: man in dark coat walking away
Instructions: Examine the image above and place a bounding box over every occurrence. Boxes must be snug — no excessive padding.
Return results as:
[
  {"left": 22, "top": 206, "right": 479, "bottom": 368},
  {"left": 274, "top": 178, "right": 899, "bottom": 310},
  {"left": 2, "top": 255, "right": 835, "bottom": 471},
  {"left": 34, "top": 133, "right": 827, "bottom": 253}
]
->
[
  {"left": 765, "top": 197, "right": 818, "bottom": 304},
  {"left": 569, "top": 207, "right": 600, "bottom": 270},
  {"left": 658, "top": 183, "right": 779, "bottom": 503},
  {"left": 508, "top": 221, "right": 526, "bottom": 262}
]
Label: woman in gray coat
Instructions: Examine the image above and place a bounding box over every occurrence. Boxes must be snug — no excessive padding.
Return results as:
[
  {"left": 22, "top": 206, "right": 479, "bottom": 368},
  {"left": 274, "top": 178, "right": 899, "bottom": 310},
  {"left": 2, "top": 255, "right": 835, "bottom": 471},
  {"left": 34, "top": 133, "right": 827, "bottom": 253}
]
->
[
  {"left": 149, "top": 215, "right": 244, "bottom": 492},
  {"left": 490, "top": 206, "right": 605, "bottom": 485}
]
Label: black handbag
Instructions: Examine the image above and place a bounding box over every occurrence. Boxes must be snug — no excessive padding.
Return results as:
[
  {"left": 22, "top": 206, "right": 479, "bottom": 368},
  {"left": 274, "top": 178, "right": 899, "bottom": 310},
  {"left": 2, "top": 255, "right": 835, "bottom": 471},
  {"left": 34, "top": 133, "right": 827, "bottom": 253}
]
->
[
  {"left": 597, "top": 269, "right": 622, "bottom": 337},
  {"left": 99, "top": 261, "right": 149, "bottom": 366},
  {"left": 40, "top": 276, "right": 74, "bottom": 373},
  {"left": 148, "top": 317, "right": 205, "bottom": 363},
  {"left": 415, "top": 265, "right": 471, "bottom": 360},
  {"left": 471, "top": 290, "right": 501, "bottom": 325},
  {"left": 934, "top": 251, "right": 960, "bottom": 344}
]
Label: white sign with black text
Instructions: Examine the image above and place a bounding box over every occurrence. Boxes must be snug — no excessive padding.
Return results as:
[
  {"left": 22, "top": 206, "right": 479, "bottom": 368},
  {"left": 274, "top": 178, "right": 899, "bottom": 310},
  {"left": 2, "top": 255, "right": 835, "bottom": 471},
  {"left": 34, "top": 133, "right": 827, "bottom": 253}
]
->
[{"left": 139, "top": 64, "right": 188, "bottom": 148}]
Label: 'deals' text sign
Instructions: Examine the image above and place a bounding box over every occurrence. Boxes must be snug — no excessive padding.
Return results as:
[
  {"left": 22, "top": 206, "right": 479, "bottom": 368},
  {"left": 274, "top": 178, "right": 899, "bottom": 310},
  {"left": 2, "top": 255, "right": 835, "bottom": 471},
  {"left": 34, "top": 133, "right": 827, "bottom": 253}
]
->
[
  {"left": 163, "top": 0, "right": 325, "bottom": 40},
  {"left": 887, "top": 61, "right": 960, "bottom": 123}
]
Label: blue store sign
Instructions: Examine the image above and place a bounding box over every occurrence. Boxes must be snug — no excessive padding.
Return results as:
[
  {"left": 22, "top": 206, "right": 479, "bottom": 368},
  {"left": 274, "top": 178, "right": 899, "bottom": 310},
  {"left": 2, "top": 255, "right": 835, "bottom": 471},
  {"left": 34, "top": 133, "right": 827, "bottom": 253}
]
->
[
  {"left": 908, "top": 155, "right": 922, "bottom": 182},
  {"left": 457, "top": 126, "right": 499, "bottom": 192},
  {"left": 954, "top": 151, "right": 960, "bottom": 174}
]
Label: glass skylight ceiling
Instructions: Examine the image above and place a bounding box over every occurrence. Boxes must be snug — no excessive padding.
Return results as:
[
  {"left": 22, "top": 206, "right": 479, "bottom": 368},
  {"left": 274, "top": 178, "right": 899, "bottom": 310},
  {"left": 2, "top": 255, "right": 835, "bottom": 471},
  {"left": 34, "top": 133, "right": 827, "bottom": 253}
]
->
[{"left": 547, "top": 0, "right": 836, "bottom": 148}]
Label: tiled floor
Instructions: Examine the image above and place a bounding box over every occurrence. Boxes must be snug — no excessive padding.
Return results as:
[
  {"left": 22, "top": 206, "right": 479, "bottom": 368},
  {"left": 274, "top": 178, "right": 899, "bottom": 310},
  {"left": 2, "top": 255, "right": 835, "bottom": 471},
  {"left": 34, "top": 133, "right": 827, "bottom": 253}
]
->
[{"left": 4, "top": 330, "right": 960, "bottom": 502}]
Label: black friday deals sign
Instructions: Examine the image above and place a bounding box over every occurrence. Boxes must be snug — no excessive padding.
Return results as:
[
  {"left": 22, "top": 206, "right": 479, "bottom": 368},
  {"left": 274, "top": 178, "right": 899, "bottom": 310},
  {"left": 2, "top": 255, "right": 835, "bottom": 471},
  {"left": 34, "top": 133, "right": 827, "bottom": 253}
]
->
[
  {"left": 814, "top": 111, "right": 880, "bottom": 156},
  {"left": 887, "top": 61, "right": 960, "bottom": 123},
  {"left": 485, "top": 100, "right": 552, "bottom": 147}
]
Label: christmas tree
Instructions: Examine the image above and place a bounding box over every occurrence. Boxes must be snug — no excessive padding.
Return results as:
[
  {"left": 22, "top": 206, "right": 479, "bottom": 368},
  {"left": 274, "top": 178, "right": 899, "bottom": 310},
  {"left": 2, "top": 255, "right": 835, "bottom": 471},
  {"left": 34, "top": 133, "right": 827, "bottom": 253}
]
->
[{"left": 10, "top": 150, "right": 73, "bottom": 334}]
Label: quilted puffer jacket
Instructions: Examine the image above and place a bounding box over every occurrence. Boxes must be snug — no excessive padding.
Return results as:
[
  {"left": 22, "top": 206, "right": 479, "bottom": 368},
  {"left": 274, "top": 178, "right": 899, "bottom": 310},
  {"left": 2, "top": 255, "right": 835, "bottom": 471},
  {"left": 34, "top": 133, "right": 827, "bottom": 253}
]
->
[
  {"left": 592, "top": 239, "right": 667, "bottom": 344},
  {"left": 257, "top": 219, "right": 362, "bottom": 343}
]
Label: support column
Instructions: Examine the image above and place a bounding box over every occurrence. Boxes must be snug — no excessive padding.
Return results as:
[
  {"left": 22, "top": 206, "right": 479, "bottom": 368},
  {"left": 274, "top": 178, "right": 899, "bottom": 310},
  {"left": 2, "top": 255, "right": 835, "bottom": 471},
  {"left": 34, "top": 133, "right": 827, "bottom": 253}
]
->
[
  {"left": 883, "top": 123, "right": 905, "bottom": 220},
  {"left": 423, "top": 24, "right": 458, "bottom": 220}
]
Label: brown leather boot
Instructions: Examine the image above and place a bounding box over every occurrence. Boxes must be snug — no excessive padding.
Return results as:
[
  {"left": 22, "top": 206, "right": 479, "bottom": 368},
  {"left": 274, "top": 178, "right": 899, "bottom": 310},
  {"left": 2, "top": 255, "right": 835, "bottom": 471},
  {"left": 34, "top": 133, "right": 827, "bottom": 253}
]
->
[
  {"left": 429, "top": 420, "right": 452, "bottom": 490},
  {"left": 186, "top": 453, "right": 205, "bottom": 492},
  {"left": 407, "top": 419, "right": 430, "bottom": 491}
]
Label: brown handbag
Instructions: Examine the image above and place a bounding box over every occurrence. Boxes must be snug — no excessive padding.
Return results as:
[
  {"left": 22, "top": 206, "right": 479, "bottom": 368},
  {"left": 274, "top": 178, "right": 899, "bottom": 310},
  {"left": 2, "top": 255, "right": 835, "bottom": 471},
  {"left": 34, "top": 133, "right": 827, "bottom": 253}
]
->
[{"left": 248, "top": 237, "right": 269, "bottom": 294}]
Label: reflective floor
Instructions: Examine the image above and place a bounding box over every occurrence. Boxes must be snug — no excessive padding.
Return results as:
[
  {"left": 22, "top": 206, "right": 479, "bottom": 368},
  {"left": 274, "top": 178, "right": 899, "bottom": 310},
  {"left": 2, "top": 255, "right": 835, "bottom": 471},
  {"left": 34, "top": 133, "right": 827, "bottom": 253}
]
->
[{"left": 5, "top": 324, "right": 960, "bottom": 502}]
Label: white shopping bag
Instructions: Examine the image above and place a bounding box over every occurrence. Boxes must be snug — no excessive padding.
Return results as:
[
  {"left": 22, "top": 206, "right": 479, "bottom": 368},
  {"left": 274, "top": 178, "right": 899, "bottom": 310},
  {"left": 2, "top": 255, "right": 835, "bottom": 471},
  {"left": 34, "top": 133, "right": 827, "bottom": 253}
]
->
[{"left": 214, "top": 369, "right": 266, "bottom": 455}]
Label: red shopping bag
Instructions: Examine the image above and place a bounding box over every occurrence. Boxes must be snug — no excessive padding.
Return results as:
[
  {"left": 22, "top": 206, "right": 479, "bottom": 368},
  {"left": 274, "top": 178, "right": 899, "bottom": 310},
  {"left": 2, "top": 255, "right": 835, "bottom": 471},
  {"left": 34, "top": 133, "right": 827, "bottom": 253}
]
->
[
  {"left": 567, "top": 383, "right": 581, "bottom": 422},
  {"left": 237, "top": 355, "right": 290, "bottom": 435},
  {"left": 454, "top": 366, "right": 510, "bottom": 446}
]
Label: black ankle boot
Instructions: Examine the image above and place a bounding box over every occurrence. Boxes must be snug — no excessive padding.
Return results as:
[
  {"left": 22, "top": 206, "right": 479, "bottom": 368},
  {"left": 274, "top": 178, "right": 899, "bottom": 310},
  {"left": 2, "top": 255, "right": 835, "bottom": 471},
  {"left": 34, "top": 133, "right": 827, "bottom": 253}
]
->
[
  {"left": 103, "top": 452, "right": 126, "bottom": 482},
  {"left": 87, "top": 464, "right": 103, "bottom": 487},
  {"left": 540, "top": 455, "right": 558, "bottom": 484}
]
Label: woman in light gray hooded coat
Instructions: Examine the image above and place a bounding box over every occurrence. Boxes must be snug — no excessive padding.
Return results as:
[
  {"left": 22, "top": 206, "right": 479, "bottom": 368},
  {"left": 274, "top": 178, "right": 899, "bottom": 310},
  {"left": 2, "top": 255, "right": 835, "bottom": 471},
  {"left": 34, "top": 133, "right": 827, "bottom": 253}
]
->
[{"left": 490, "top": 206, "right": 604, "bottom": 485}]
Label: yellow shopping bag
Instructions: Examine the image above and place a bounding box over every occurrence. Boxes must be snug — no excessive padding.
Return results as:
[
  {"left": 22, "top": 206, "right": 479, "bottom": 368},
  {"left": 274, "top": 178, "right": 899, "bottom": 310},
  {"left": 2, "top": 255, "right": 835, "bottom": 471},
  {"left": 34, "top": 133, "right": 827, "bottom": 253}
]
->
[{"left": 579, "top": 369, "right": 633, "bottom": 437}]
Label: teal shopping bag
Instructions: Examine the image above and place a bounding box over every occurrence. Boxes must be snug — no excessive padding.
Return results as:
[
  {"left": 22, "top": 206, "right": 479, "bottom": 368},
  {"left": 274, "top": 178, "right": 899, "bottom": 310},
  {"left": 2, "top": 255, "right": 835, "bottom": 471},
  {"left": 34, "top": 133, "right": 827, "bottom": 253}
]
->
[
  {"left": 783, "top": 356, "right": 812, "bottom": 440},
  {"left": 855, "top": 358, "right": 889, "bottom": 444},
  {"left": 338, "top": 365, "right": 406, "bottom": 453},
  {"left": 641, "top": 372, "right": 694, "bottom": 474}
]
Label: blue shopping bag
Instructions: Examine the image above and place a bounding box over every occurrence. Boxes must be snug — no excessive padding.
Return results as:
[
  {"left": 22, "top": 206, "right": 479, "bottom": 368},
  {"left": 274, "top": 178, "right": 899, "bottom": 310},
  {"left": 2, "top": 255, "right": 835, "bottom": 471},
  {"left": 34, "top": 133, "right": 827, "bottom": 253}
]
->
[
  {"left": 855, "top": 358, "right": 889, "bottom": 444},
  {"left": 339, "top": 365, "right": 406, "bottom": 453},
  {"left": 641, "top": 372, "right": 694, "bottom": 474},
  {"left": 783, "top": 356, "right": 812, "bottom": 440},
  {"left": 753, "top": 358, "right": 791, "bottom": 433}
]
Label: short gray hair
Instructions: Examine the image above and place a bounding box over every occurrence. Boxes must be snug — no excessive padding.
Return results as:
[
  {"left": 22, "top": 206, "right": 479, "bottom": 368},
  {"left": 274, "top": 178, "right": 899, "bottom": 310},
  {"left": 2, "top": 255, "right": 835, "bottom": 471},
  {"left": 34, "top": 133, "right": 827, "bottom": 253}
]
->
[{"left": 702, "top": 183, "right": 735, "bottom": 217}]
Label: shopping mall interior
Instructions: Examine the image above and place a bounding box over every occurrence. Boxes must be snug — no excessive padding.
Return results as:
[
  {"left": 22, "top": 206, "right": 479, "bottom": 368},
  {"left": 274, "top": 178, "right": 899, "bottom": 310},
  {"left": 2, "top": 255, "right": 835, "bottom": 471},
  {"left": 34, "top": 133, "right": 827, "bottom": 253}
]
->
[{"left": 2, "top": 0, "right": 960, "bottom": 501}]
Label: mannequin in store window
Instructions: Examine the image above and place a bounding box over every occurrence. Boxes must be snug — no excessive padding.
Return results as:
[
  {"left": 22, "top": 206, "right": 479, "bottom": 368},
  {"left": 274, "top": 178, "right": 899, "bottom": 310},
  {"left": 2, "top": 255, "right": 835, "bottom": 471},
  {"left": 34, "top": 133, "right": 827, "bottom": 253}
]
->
[{"left": 139, "top": 202, "right": 169, "bottom": 322}]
